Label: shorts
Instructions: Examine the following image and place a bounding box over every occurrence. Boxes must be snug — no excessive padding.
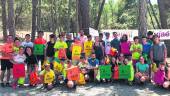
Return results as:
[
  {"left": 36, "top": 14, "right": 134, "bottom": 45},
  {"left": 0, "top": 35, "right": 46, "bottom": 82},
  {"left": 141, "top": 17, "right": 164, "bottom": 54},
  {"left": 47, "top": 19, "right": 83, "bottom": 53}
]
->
[{"left": 1, "top": 59, "right": 13, "bottom": 70}]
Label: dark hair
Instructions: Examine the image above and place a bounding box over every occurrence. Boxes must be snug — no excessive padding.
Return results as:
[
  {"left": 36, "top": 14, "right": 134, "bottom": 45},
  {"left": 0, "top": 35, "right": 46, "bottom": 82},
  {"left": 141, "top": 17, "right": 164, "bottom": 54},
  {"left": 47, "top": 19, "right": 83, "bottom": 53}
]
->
[
  {"left": 37, "top": 31, "right": 44, "bottom": 34},
  {"left": 99, "top": 33, "right": 103, "bottom": 36},
  {"left": 133, "top": 36, "right": 139, "bottom": 41},
  {"left": 113, "top": 32, "right": 117, "bottom": 35},
  {"left": 50, "top": 34, "right": 56, "bottom": 38},
  {"left": 105, "top": 32, "right": 110, "bottom": 36},
  {"left": 25, "top": 34, "right": 30, "bottom": 37},
  {"left": 87, "top": 35, "right": 92, "bottom": 38},
  {"left": 14, "top": 37, "right": 20, "bottom": 42},
  {"left": 152, "top": 34, "right": 159, "bottom": 40},
  {"left": 142, "top": 35, "right": 147, "bottom": 39},
  {"left": 25, "top": 47, "right": 33, "bottom": 56},
  {"left": 147, "top": 31, "right": 153, "bottom": 36},
  {"left": 58, "top": 34, "right": 64, "bottom": 38},
  {"left": 120, "top": 34, "right": 128, "bottom": 42}
]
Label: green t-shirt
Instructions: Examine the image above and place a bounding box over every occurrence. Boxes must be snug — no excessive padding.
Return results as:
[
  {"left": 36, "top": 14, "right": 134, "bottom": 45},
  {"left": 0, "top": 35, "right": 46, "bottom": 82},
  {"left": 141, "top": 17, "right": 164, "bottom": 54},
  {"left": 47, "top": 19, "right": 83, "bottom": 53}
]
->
[
  {"left": 54, "top": 41, "right": 68, "bottom": 58},
  {"left": 130, "top": 43, "right": 142, "bottom": 60},
  {"left": 136, "top": 62, "right": 149, "bottom": 73}
]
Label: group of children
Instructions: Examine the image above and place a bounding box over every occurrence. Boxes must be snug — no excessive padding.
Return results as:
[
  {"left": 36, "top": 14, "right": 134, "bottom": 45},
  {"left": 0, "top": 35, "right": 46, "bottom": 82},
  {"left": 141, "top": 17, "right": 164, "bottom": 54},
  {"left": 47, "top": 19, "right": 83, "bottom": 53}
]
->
[{"left": 0, "top": 30, "right": 169, "bottom": 90}]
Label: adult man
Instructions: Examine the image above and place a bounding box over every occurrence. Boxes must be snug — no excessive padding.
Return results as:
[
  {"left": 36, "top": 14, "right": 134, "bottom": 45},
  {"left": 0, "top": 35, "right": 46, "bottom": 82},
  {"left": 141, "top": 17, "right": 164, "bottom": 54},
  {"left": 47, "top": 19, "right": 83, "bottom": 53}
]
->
[{"left": 150, "top": 35, "right": 167, "bottom": 67}]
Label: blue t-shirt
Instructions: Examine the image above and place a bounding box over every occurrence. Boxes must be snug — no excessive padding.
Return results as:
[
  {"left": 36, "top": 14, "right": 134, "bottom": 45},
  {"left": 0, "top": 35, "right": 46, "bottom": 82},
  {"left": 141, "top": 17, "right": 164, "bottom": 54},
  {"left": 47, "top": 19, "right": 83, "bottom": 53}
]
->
[
  {"left": 88, "top": 58, "right": 99, "bottom": 67},
  {"left": 142, "top": 43, "right": 151, "bottom": 54},
  {"left": 136, "top": 62, "right": 149, "bottom": 73}
]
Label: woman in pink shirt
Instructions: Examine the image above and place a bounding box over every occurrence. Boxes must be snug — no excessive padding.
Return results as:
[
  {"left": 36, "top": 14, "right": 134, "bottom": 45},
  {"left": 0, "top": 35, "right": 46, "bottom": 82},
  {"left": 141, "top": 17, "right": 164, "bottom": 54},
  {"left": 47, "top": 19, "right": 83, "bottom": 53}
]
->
[{"left": 120, "top": 34, "right": 131, "bottom": 58}]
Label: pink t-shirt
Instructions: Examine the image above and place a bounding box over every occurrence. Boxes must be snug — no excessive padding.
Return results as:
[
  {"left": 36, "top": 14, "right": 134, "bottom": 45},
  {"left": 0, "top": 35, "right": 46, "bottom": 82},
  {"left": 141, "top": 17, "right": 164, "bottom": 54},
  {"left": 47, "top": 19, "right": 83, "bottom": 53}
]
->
[
  {"left": 153, "top": 69, "right": 165, "bottom": 85},
  {"left": 120, "top": 41, "right": 131, "bottom": 55}
]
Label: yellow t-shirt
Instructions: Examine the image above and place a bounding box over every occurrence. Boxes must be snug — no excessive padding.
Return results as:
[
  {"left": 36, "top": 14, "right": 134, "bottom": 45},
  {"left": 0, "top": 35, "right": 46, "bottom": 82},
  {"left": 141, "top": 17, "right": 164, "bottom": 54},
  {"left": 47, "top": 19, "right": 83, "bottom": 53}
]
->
[
  {"left": 84, "top": 41, "right": 93, "bottom": 57},
  {"left": 54, "top": 41, "right": 68, "bottom": 58},
  {"left": 130, "top": 43, "right": 142, "bottom": 60},
  {"left": 41, "top": 69, "right": 55, "bottom": 84}
]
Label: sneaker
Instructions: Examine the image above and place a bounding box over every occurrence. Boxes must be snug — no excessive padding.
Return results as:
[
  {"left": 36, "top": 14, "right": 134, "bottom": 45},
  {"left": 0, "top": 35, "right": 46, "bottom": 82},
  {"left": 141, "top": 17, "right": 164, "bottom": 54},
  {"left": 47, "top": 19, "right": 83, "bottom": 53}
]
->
[
  {"left": 6, "top": 83, "right": 11, "bottom": 87},
  {"left": 1, "top": 83, "right": 5, "bottom": 87}
]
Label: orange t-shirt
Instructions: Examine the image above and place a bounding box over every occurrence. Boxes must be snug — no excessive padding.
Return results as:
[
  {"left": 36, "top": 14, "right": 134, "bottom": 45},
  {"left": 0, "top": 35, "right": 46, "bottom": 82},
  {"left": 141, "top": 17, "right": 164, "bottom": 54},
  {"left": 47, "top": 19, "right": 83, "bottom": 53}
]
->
[{"left": 0, "top": 43, "right": 13, "bottom": 59}]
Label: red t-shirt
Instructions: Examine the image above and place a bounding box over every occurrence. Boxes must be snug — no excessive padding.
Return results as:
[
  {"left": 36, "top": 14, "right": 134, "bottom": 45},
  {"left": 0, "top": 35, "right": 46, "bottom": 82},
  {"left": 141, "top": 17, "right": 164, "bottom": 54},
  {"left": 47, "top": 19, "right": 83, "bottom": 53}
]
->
[{"left": 34, "top": 37, "right": 46, "bottom": 44}]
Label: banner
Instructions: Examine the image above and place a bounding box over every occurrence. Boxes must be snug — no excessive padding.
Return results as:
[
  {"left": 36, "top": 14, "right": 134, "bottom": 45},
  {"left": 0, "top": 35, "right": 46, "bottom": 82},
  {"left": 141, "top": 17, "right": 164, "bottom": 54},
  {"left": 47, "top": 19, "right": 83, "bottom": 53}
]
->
[
  {"left": 119, "top": 65, "right": 131, "bottom": 79},
  {"left": 101, "top": 29, "right": 170, "bottom": 41},
  {"left": 84, "top": 41, "right": 93, "bottom": 57},
  {"left": 33, "top": 44, "right": 44, "bottom": 55},
  {"left": 67, "top": 67, "right": 80, "bottom": 81},
  {"left": 13, "top": 64, "right": 25, "bottom": 78},
  {"left": 72, "top": 45, "right": 82, "bottom": 60},
  {"left": 99, "top": 65, "right": 112, "bottom": 79}
]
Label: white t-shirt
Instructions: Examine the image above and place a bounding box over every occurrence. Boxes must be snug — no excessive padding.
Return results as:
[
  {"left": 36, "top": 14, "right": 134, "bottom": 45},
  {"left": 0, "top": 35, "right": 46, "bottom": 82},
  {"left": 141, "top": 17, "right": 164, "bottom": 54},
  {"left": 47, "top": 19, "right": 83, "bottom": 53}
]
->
[
  {"left": 13, "top": 54, "right": 26, "bottom": 64},
  {"left": 21, "top": 41, "right": 34, "bottom": 48}
]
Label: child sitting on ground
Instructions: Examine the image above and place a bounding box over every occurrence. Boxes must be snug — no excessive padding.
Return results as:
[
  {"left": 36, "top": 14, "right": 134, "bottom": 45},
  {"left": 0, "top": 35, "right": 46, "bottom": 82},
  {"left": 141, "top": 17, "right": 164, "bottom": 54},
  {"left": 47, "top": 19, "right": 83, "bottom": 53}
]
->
[
  {"left": 135, "top": 56, "right": 149, "bottom": 84},
  {"left": 39, "top": 63, "right": 55, "bottom": 90},
  {"left": 153, "top": 62, "right": 170, "bottom": 88}
]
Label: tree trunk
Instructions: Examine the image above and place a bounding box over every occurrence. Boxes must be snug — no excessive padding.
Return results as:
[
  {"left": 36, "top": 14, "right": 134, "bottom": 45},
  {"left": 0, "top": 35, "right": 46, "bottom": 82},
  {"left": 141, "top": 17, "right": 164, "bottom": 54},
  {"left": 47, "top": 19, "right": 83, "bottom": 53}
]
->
[
  {"left": 158, "top": 0, "right": 170, "bottom": 57},
  {"left": 31, "top": 0, "right": 38, "bottom": 41},
  {"left": 1, "top": 0, "right": 8, "bottom": 40},
  {"left": 78, "top": 0, "right": 90, "bottom": 35},
  {"left": 148, "top": 0, "right": 161, "bottom": 29},
  {"left": 94, "top": 0, "right": 105, "bottom": 30},
  {"left": 138, "top": 0, "right": 147, "bottom": 37},
  {"left": 147, "top": 3, "right": 155, "bottom": 29},
  {"left": 157, "top": 0, "right": 168, "bottom": 29},
  {"left": 7, "top": 0, "right": 15, "bottom": 37},
  {"left": 37, "top": 0, "right": 41, "bottom": 31}
]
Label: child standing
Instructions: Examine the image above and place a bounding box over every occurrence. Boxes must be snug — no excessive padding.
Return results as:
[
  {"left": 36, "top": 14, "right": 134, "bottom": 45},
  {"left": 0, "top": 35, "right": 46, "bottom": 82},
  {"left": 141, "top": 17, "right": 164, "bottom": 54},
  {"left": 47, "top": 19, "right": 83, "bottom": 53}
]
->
[
  {"left": 0, "top": 35, "right": 13, "bottom": 87},
  {"left": 11, "top": 47, "right": 26, "bottom": 89},
  {"left": 46, "top": 34, "right": 56, "bottom": 69},
  {"left": 130, "top": 36, "right": 143, "bottom": 69}
]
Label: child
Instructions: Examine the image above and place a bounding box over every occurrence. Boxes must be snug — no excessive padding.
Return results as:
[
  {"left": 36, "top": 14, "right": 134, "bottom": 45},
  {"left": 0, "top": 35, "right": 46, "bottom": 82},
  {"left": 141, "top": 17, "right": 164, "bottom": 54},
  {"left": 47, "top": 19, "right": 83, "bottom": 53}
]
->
[
  {"left": 0, "top": 35, "right": 13, "bottom": 87},
  {"left": 39, "top": 63, "right": 55, "bottom": 90},
  {"left": 111, "top": 57, "right": 119, "bottom": 80},
  {"left": 118, "top": 53, "right": 125, "bottom": 65},
  {"left": 25, "top": 47, "right": 38, "bottom": 86},
  {"left": 130, "top": 36, "right": 143, "bottom": 69},
  {"left": 87, "top": 53, "right": 99, "bottom": 82},
  {"left": 123, "top": 59, "right": 134, "bottom": 85},
  {"left": 78, "top": 57, "right": 89, "bottom": 82},
  {"left": 11, "top": 47, "right": 26, "bottom": 89},
  {"left": 84, "top": 35, "right": 93, "bottom": 58},
  {"left": 13, "top": 37, "right": 21, "bottom": 54},
  {"left": 153, "top": 63, "right": 167, "bottom": 88},
  {"left": 120, "top": 34, "right": 131, "bottom": 58},
  {"left": 65, "top": 60, "right": 77, "bottom": 89},
  {"left": 21, "top": 34, "right": 34, "bottom": 48},
  {"left": 46, "top": 34, "right": 56, "bottom": 69},
  {"left": 34, "top": 31, "right": 46, "bottom": 69},
  {"left": 163, "top": 64, "right": 170, "bottom": 88},
  {"left": 135, "top": 56, "right": 149, "bottom": 84}
]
